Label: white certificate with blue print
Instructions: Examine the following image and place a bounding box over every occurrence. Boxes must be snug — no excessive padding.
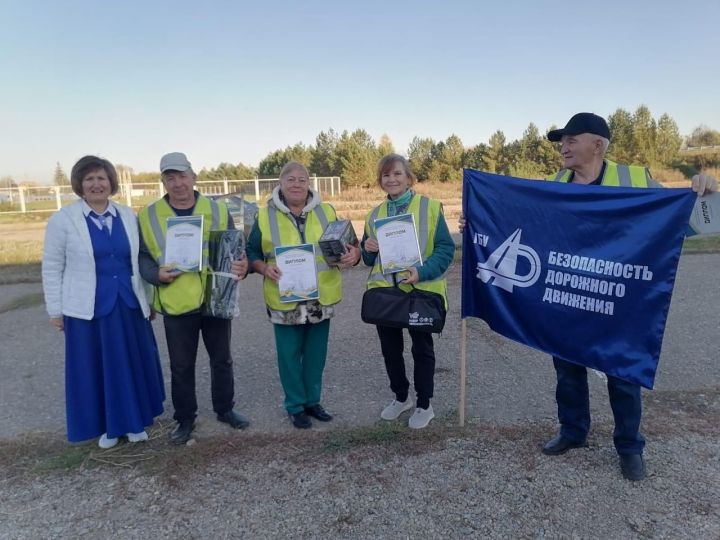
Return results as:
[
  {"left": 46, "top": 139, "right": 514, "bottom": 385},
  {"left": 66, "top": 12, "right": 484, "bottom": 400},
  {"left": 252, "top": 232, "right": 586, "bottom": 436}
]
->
[
  {"left": 275, "top": 243, "right": 319, "bottom": 302},
  {"left": 374, "top": 213, "right": 423, "bottom": 274},
  {"left": 687, "top": 192, "right": 720, "bottom": 235},
  {"left": 165, "top": 215, "right": 203, "bottom": 272}
]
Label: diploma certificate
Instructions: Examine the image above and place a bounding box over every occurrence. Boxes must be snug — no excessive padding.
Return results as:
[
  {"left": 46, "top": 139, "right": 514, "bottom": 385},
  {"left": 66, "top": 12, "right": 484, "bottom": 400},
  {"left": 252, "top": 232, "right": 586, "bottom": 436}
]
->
[
  {"left": 165, "top": 215, "right": 204, "bottom": 272},
  {"left": 688, "top": 192, "right": 720, "bottom": 235},
  {"left": 374, "top": 213, "right": 423, "bottom": 274},
  {"left": 275, "top": 244, "right": 319, "bottom": 303}
]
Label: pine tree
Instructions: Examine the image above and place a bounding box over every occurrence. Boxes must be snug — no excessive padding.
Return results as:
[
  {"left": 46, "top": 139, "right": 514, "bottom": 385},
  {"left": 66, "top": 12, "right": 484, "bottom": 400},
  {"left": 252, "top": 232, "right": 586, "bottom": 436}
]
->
[
  {"left": 655, "top": 114, "right": 682, "bottom": 166},
  {"left": 53, "top": 162, "right": 69, "bottom": 186},
  {"left": 377, "top": 134, "right": 395, "bottom": 158},
  {"left": 607, "top": 109, "right": 635, "bottom": 164},
  {"left": 631, "top": 105, "right": 657, "bottom": 165}
]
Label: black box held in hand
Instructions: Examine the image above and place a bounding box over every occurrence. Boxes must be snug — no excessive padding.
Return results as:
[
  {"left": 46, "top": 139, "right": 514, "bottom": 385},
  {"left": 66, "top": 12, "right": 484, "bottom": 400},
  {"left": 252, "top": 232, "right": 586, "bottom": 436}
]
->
[{"left": 318, "top": 220, "right": 358, "bottom": 265}]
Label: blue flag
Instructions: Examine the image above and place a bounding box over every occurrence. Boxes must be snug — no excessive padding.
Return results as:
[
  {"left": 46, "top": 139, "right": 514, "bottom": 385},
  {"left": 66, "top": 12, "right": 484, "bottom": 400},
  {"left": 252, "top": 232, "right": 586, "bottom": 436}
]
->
[{"left": 461, "top": 169, "right": 697, "bottom": 389}]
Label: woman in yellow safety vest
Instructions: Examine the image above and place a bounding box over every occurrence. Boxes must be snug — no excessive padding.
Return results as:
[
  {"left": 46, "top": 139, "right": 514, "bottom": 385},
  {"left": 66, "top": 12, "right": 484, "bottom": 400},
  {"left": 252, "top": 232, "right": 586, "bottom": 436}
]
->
[
  {"left": 361, "top": 154, "right": 455, "bottom": 429},
  {"left": 247, "top": 161, "right": 360, "bottom": 429}
]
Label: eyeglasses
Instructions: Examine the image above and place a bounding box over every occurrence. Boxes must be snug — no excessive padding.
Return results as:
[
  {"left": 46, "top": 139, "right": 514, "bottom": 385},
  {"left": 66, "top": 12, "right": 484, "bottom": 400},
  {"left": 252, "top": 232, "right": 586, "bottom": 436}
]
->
[{"left": 284, "top": 176, "right": 309, "bottom": 184}]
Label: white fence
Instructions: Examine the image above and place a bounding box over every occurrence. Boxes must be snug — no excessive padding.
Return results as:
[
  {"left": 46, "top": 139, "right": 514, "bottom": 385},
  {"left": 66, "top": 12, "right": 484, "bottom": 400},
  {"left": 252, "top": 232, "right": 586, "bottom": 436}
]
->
[{"left": 0, "top": 176, "right": 342, "bottom": 214}]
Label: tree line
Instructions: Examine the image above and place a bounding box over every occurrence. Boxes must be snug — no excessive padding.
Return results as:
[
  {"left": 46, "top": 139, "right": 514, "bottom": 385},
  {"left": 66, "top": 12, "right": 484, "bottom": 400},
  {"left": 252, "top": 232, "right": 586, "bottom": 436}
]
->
[
  {"left": 182, "top": 105, "right": 717, "bottom": 187},
  {"left": 4, "top": 105, "right": 717, "bottom": 190}
]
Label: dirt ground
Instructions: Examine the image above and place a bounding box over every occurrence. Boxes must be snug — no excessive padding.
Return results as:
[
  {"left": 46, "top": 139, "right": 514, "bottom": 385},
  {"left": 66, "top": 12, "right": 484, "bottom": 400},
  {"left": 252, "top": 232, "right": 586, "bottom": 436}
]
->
[{"left": 0, "top": 256, "right": 718, "bottom": 538}]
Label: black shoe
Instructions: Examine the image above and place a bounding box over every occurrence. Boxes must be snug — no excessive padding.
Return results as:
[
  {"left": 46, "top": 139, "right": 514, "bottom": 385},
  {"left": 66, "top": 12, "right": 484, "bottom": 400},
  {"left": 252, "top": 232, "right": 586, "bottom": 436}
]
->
[
  {"left": 170, "top": 420, "right": 195, "bottom": 445},
  {"left": 217, "top": 410, "right": 250, "bottom": 430},
  {"left": 542, "top": 434, "right": 588, "bottom": 455},
  {"left": 289, "top": 411, "right": 312, "bottom": 429},
  {"left": 304, "top": 404, "right": 333, "bottom": 422},
  {"left": 619, "top": 454, "right": 645, "bottom": 481}
]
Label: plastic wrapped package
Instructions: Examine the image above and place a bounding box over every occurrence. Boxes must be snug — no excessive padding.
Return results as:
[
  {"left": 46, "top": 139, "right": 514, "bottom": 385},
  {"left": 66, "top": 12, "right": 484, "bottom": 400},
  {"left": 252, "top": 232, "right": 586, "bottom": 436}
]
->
[{"left": 203, "top": 230, "right": 245, "bottom": 319}]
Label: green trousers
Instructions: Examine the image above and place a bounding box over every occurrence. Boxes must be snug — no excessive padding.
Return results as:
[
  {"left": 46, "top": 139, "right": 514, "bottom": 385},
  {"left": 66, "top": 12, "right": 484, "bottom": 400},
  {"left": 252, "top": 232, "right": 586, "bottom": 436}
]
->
[{"left": 273, "top": 320, "right": 331, "bottom": 414}]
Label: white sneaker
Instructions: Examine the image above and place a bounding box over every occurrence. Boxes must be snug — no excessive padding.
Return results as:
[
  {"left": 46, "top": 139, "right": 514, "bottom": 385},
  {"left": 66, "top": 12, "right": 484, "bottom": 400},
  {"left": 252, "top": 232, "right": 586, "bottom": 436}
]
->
[
  {"left": 408, "top": 405, "right": 435, "bottom": 429},
  {"left": 98, "top": 433, "right": 118, "bottom": 449},
  {"left": 380, "top": 397, "right": 414, "bottom": 420},
  {"left": 126, "top": 431, "right": 148, "bottom": 443}
]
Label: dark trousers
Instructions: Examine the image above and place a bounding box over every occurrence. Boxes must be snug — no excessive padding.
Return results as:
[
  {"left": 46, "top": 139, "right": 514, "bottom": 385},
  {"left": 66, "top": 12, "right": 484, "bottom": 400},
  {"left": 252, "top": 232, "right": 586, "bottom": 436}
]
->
[
  {"left": 376, "top": 325, "right": 435, "bottom": 409},
  {"left": 553, "top": 357, "right": 645, "bottom": 455},
  {"left": 163, "top": 313, "right": 235, "bottom": 422}
]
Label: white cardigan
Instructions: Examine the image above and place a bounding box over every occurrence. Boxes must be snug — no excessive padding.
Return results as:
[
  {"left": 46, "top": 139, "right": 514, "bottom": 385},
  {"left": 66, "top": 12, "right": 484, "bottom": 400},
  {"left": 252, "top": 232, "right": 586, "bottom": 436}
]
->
[{"left": 42, "top": 200, "right": 151, "bottom": 320}]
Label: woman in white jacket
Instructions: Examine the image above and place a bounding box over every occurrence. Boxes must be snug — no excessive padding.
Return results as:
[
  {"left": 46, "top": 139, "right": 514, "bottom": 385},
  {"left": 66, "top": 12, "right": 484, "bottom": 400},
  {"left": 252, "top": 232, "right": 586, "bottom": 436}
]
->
[{"left": 42, "top": 155, "right": 165, "bottom": 448}]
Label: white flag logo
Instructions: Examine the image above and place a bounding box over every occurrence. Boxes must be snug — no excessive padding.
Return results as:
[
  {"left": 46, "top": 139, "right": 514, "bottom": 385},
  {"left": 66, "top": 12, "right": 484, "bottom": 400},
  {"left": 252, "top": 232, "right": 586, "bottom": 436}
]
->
[{"left": 476, "top": 229, "right": 541, "bottom": 292}]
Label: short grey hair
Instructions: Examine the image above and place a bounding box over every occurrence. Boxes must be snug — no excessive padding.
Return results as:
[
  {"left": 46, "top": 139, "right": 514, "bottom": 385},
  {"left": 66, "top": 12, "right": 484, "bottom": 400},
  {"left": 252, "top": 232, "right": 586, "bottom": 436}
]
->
[
  {"left": 161, "top": 168, "right": 196, "bottom": 179},
  {"left": 599, "top": 137, "right": 610, "bottom": 155},
  {"left": 279, "top": 161, "right": 309, "bottom": 180}
]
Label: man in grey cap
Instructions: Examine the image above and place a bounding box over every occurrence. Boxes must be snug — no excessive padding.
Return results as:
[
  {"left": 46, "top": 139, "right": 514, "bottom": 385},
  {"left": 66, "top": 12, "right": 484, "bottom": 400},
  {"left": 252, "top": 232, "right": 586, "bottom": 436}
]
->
[{"left": 138, "top": 152, "right": 250, "bottom": 444}]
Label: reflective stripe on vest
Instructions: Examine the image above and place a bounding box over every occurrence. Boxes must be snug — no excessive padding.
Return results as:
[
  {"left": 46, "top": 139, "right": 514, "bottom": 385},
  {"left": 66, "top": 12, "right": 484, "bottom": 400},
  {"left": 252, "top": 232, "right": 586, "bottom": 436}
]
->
[
  {"left": 366, "top": 196, "right": 430, "bottom": 255},
  {"left": 139, "top": 195, "right": 227, "bottom": 314},
  {"left": 547, "top": 160, "right": 651, "bottom": 188},
  {"left": 263, "top": 205, "right": 331, "bottom": 272},
  {"left": 365, "top": 194, "right": 448, "bottom": 308},
  {"left": 259, "top": 202, "right": 341, "bottom": 310}
]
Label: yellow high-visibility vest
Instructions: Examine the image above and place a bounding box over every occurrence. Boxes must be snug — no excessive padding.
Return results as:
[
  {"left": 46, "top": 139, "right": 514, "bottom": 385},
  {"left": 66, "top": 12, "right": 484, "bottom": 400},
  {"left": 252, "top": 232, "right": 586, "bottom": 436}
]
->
[
  {"left": 547, "top": 159, "right": 654, "bottom": 187},
  {"left": 364, "top": 194, "right": 448, "bottom": 309},
  {"left": 138, "top": 194, "right": 228, "bottom": 315},
  {"left": 258, "top": 202, "right": 342, "bottom": 311}
]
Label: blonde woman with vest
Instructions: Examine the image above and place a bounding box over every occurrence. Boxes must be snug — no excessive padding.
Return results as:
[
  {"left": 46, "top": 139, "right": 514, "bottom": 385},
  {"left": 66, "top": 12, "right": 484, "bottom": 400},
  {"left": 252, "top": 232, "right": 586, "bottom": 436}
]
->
[
  {"left": 247, "top": 161, "right": 360, "bottom": 429},
  {"left": 361, "top": 154, "right": 455, "bottom": 429},
  {"left": 138, "top": 152, "right": 249, "bottom": 445},
  {"left": 42, "top": 155, "right": 165, "bottom": 449}
]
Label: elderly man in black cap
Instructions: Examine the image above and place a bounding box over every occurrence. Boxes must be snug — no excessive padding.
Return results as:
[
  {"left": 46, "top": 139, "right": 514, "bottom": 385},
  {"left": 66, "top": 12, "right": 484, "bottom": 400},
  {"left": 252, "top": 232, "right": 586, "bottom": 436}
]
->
[
  {"left": 460, "top": 112, "right": 717, "bottom": 480},
  {"left": 541, "top": 113, "right": 717, "bottom": 481}
]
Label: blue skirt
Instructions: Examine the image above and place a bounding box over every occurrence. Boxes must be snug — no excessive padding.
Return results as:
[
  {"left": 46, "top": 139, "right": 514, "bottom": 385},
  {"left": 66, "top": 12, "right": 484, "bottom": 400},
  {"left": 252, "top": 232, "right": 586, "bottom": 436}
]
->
[{"left": 64, "top": 299, "right": 165, "bottom": 442}]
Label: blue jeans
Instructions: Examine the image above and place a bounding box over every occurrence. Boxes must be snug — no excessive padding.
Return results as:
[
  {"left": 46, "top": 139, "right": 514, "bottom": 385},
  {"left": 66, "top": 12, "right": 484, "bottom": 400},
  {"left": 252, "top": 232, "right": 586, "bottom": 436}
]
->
[{"left": 553, "top": 357, "right": 645, "bottom": 455}]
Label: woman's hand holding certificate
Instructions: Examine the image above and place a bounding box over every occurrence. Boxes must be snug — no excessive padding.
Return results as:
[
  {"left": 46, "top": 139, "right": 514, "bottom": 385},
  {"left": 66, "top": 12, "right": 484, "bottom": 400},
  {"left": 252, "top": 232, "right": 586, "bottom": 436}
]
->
[
  {"left": 374, "top": 214, "right": 423, "bottom": 274},
  {"left": 274, "top": 244, "right": 319, "bottom": 302}
]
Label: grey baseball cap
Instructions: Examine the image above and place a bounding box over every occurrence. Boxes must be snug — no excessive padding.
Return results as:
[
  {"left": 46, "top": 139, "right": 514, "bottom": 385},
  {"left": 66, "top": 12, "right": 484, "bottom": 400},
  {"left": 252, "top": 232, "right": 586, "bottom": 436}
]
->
[{"left": 160, "top": 152, "right": 192, "bottom": 173}]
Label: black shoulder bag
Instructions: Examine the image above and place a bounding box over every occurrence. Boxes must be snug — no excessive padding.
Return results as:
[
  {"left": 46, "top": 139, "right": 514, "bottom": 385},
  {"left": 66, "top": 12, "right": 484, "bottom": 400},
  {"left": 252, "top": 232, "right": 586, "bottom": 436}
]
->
[{"left": 361, "top": 280, "right": 446, "bottom": 333}]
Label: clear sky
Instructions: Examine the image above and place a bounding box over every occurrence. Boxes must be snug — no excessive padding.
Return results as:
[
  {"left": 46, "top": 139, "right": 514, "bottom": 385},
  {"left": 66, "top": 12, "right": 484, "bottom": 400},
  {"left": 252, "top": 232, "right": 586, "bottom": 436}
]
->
[{"left": 1, "top": 0, "right": 718, "bottom": 184}]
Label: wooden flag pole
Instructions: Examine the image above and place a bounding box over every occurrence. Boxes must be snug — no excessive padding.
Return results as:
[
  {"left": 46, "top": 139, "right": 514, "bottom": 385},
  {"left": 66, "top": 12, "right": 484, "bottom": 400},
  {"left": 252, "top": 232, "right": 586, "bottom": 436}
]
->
[{"left": 459, "top": 318, "right": 467, "bottom": 427}]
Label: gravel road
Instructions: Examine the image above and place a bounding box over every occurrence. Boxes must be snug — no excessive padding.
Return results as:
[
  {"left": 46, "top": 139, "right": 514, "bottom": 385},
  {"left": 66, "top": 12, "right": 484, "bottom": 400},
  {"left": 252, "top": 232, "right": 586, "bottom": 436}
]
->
[{"left": 1, "top": 255, "right": 718, "bottom": 539}]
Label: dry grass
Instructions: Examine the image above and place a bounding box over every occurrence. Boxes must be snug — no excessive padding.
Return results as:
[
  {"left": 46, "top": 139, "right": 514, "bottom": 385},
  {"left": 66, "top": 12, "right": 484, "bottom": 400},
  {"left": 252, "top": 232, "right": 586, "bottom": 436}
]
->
[
  {"left": 0, "top": 415, "right": 460, "bottom": 482},
  {"left": 0, "top": 177, "right": 717, "bottom": 268},
  {"left": 653, "top": 168, "right": 691, "bottom": 185},
  {"left": 326, "top": 182, "right": 463, "bottom": 220},
  {"left": 1, "top": 386, "right": 717, "bottom": 485},
  {"left": 327, "top": 182, "right": 462, "bottom": 204},
  {"left": 0, "top": 240, "right": 43, "bottom": 265}
]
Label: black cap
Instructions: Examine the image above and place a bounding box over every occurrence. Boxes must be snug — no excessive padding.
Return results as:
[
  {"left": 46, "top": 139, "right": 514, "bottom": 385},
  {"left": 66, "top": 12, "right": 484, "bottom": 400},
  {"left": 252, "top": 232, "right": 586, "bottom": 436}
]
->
[{"left": 547, "top": 112, "right": 610, "bottom": 142}]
